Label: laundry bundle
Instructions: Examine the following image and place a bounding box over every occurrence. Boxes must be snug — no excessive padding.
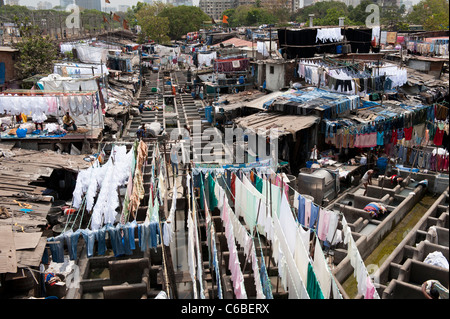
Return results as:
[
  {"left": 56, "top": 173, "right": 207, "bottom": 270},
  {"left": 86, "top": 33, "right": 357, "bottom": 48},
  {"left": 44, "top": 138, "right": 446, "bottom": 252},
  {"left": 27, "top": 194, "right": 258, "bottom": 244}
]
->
[{"left": 363, "top": 202, "right": 388, "bottom": 218}]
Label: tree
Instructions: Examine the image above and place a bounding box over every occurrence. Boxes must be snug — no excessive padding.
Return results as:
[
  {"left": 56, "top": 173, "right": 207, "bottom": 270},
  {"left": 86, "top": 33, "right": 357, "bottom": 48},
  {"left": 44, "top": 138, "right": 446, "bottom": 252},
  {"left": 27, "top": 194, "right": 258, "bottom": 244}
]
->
[
  {"left": 223, "top": 5, "right": 276, "bottom": 27},
  {"left": 12, "top": 20, "right": 57, "bottom": 79},
  {"left": 408, "top": 0, "right": 449, "bottom": 30},
  {"left": 315, "top": 7, "right": 349, "bottom": 26},
  {"left": 293, "top": 1, "right": 349, "bottom": 24},
  {"left": 135, "top": 3, "right": 170, "bottom": 44},
  {"left": 126, "top": 1, "right": 146, "bottom": 28},
  {"left": 222, "top": 8, "right": 236, "bottom": 27},
  {"left": 380, "top": 4, "right": 409, "bottom": 31},
  {"left": 347, "top": 0, "right": 375, "bottom": 26},
  {"left": 159, "top": 5, "right": 211, "bottom": 40}
]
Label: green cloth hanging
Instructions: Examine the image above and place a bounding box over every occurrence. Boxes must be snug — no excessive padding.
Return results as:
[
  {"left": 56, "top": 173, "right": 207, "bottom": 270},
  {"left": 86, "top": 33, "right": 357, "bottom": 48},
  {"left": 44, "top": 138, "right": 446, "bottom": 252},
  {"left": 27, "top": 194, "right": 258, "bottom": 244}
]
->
[
  {"left": 270, "top": 183, "right": 281, "bottom": 218},
  {"left": 208, "top": 173, "right": 218, "bottom": 209},
  {"left": 307, "top": 263, "right": 324, "bottom": 299},
  {"left": 200, "top": 173, "right": 205, "bottom": 210},
  {"left": 255, "top": 174, "right": 263, "bottom": 194}
]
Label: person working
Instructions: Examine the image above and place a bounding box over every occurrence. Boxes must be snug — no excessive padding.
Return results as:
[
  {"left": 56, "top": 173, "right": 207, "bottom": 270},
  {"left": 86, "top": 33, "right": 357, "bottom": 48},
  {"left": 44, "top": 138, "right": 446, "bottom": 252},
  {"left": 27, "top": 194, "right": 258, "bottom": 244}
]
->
[
  {"left": 63, "top": 112, "right": 77, "bottom": 131},
  {"left": 34, "top": 120, "right": 44, "bottom": 131},
  {"left": 170, "top": 137, "right": 182, "bottom": 177},
  {"left": 136, "top": 124, "right": 146, "bottom": 139},
  {"left": 363, "top": 202, "right": 388, "bottom": 219},
  {"left": 34, "top": 114, "right": 46, "bottom": 131},
  {"left": 389, "top": 173, "right": 404, "bottom": 186},
  {"left": 362, "top": 167, "right": 379, "bottom": 196}
]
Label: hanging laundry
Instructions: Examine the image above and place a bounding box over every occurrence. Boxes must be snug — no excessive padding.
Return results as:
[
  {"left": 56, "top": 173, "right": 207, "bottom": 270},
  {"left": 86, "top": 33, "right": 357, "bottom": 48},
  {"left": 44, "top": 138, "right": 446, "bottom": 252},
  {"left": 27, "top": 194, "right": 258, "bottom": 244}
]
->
[
  {"left": 313, "top": 240, "right": 332, "bottom": 299},
  {"left": 316, "top": 28, "right": 343, "bottom": 43},
  {"left": 306, "top": 263, "right": 324, "bottom": 299}
]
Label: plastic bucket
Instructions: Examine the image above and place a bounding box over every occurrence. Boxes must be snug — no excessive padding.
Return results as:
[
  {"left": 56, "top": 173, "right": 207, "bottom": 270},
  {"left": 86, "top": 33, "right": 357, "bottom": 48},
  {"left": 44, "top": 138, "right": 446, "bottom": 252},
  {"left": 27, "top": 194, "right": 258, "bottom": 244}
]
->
[
  {"left": 306, "top": 161, "right": 317, "bottom": 168},
  {"left": 16, "top": 128, "right": 27, "bottom": 138}
]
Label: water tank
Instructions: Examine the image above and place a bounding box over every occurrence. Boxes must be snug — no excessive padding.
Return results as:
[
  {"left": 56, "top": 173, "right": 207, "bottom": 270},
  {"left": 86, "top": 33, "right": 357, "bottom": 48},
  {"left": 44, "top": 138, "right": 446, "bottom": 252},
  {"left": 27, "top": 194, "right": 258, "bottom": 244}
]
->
[
  {"left": 297, "top": 169, "right": 338, "bottom": 205},
  {"left": 311, "top": 169, "right": 335, "bottom": 185}
]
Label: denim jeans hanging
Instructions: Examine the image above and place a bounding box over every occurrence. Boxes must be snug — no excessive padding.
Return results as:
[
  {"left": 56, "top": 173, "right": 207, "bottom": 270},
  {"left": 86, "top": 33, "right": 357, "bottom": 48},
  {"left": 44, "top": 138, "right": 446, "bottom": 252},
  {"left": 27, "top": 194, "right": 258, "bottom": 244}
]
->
[
  {"left": 96, "top": 227, "right": 106, "bottom": 256},
  {"left": 122, "top": 223, "right": 133, "bottom": 256},
  {"left": 139, "top": 223, "right": 150, "bottom": 252},
  {"left": 63, "top": 230, "right": 80, "bottom": 261},
  {"left": 47, "top": 235, "right": 65, "bottom": 263},
  {"left": 128, "top": 220, "right": 137, "bottom": 250},
  {"left": 149, "top": 222, "right": 160, "bottom": 249},
  {"left": 81, "top": 229, "right": 96, "bottom": 258},
  {"left": 70, "top": 230, "right": 81, "bottom": 260}
]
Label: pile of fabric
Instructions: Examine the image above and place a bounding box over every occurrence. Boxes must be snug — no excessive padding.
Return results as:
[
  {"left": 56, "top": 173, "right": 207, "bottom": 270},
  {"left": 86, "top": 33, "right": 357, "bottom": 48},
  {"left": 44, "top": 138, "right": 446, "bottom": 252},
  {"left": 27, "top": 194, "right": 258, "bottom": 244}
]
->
[{"left": 363, "top": 202, "right": 388, "bottom": 218}]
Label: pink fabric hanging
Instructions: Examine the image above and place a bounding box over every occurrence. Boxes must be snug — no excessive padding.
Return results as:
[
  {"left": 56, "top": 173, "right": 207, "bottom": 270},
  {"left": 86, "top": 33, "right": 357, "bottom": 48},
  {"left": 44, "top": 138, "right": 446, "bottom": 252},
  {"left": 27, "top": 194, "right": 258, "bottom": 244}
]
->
[{"left": 365, "top": 276, "right": 375, "bottom": 299}]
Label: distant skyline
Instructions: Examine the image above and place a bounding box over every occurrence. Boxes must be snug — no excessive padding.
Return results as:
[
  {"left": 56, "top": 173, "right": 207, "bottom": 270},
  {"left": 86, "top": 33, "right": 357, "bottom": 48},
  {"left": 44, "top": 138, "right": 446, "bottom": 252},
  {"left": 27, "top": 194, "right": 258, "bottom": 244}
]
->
[
  {"left": 13, "top": 0, "right": 202, "bottom": 8},
  {"left": 16, "top": 0, "right": 141, "bottom": 8},
  {"left": 10, "top": 0, "right": 423, "bottom": 9}
]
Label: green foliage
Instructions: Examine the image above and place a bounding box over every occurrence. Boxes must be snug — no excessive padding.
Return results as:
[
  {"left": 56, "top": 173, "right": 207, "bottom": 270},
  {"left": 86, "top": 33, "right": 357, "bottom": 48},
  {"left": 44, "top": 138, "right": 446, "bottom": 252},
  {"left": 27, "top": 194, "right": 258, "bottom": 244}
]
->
[
  {"left": 12, "top": 22, "right": 57, "bottom": 79},
  {"left": 135, "top": 3, "right": 170, "bottom": 44},
  {"left": 293, "top": 1, "right": 349, "bottom": 24},
  {"left": 126, "top": 1, "right": 147, "bottom": 28},
  {"left": 221, "top": 5, "right": 276, "bottom": 27},
  {"left": 380, "top": 4, "right": 409, "bottom": 31},
  {"left": 159, "top": 5, "right": 211, "bottom": 40},
  {"left": 315, "top": 7, "right": 351, "bottom": 26},
  {"left": 222, "top": 8, "right": 237, "bottom": 27},
  {"left": 407, "top": 0, "right": 449, "bottom": 30},
  {"left": 0, "top": 4, "right": 31, "bottom": 20},
  {"left": 347, "top": 0, "right": 374, "bottom": 26}
]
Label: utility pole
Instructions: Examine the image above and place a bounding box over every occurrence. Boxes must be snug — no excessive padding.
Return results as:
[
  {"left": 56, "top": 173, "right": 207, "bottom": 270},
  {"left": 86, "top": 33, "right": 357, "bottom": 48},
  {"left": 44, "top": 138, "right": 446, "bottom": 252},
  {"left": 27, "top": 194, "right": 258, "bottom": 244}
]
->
[{"left": 269, "top": 27, "right": 272, "bottom": 58}]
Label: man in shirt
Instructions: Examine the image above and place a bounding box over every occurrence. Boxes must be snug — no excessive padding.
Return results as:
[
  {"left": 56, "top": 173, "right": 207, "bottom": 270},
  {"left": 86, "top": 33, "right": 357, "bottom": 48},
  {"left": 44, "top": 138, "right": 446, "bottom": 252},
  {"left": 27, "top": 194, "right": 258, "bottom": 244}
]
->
[
  {"left": 362, "top": 167, "right": 379, "bottom": 196},
  {"left": 136, "top": 125, "right": 146, "bottom": 140},
  {"left": 63, "top": 112, "right": 77, "bottom": 131},
  {"left": 170, "top": 137, "right": 181, "bottom": 177}
]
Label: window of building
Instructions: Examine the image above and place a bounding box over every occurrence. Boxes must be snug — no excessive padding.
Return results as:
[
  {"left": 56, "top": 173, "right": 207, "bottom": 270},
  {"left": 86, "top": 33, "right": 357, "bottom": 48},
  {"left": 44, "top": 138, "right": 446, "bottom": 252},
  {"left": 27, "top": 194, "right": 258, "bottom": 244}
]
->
[{"left": 270, "top": 66, "right": 274, "bottom": 74}]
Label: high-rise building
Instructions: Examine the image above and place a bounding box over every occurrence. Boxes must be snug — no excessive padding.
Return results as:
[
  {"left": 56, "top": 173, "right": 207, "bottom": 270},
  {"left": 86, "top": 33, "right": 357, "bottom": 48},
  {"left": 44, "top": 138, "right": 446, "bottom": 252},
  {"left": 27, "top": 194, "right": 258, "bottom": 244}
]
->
[
  {"left": 199, "top": 0, "right": 304, "bottom": 19},
  {"left": 60, "top": 0, "right": 74, "bottom": 8},
  {"left": 261, "top": 0, "right": 296, "bottom": 13},
  {"left": 6, "top": 0, "right": 20, "bottom": 5},
  {"left": 171, "top": 0, "right": 194, "bottom": 5},
  {"left": 75, "top": 0, "right": 101, "bottom": 11},
  {"left": 37, "top": 1, "right": 53, "bottom": 9},
  {"left": 60, "top": 0, "right": 73, "bottom": 7},
  {"left": 118, "top": 5, "right": 130, "bottom": 12},
  {"left": 307, "top": 0, "right": 362, "bottom": 7},
  {"left": 199, "top": 0, "right": 237, "bottom": 20}
]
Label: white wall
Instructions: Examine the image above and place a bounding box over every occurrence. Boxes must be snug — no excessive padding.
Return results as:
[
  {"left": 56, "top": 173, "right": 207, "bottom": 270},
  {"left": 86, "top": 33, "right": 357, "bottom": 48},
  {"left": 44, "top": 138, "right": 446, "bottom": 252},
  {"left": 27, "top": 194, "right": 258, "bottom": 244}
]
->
[{"left": 265, "top": 64, "right": 285, "bottom": 92}]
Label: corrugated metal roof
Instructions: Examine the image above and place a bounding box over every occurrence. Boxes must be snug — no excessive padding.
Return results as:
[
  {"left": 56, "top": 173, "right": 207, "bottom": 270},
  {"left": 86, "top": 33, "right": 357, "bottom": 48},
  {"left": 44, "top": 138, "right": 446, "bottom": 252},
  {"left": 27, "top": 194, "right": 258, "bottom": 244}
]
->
[
  {"left": 213, "top": 37, "right": 256, "bottom": 48},
  {"left": 234, "top": 112, "right": 320, "bottom": 136}
]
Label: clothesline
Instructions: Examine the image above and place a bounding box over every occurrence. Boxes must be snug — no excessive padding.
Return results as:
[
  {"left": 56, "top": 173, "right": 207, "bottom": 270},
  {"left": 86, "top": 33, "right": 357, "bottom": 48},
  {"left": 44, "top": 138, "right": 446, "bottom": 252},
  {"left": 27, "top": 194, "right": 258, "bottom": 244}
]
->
[{"left": 1, "top": 91, "right": 97, "bottom": 96}]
